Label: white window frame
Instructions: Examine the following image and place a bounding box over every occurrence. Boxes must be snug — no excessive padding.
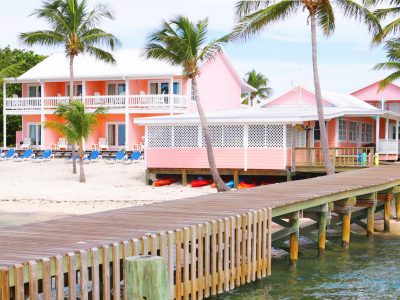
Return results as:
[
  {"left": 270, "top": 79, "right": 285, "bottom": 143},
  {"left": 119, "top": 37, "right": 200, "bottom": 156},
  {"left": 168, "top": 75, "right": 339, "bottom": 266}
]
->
[
  {"left": 27, "top": 84, "right": 41, "bottom": 98},
  {"left": 348, "top": 121, "right": 358, "bottom": 143},
  {"left": 338, "top": 119, "right": 347, "bottom": 142},
  {"left": 26, "top": 122, "right": 41, "bottom": 146},
  {"left": 148, "top": 79, "right": 182, "bottom": 95},
  {"left": 105, "top": 122, "right": 126, "bottom": 146},
  {"left": 106, "top": 81, "right": 126, "bottom": 95},
  {"left": 65, "top": 83, "right": 83, "bottom": 96},
  {"left": 361, "top": 122, "right": 373, "bottom": 143}
]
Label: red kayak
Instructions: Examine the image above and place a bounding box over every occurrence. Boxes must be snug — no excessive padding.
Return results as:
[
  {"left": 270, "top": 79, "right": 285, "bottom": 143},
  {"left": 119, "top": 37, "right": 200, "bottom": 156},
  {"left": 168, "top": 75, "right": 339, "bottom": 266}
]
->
[
  {"left": 238, "top": 182, "right": 256, "bottom": 189},
  {"left": 191, "top": 179, "right": 211, "bottom": 188},
  {"left": 154, "top": 178, "right": 176, "bottom": 187}
]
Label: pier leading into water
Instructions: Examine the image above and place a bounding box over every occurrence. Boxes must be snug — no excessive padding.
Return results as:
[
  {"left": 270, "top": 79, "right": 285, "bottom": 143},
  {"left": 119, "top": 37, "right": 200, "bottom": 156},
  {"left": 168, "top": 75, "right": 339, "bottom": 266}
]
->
[{"left": 1, "top": 165, "right": 400, "bottom": 299}]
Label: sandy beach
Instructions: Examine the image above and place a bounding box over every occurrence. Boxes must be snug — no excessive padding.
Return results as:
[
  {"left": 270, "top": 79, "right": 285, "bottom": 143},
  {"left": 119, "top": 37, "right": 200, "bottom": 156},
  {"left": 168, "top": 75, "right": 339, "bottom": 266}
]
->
[{"left": 0, "top": 159, "right": 216, "bottom": 224}]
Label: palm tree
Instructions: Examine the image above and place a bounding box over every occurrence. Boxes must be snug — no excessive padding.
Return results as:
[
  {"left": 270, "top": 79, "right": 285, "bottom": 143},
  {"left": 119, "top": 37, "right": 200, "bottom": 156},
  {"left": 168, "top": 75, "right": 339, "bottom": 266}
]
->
[
  {"left": 233, "top": 1, "right": 379, "bottom": 175},
  {"left": 144, "top": 16, "right": 230, "bottom": 192},
  {"left": 373, "top": 38, "right": 400, "bottom": 89},
  {"left": 20, "top": 0, "right": 120, "bottom": 174},
  {"left": 46, "top": 100, "right": 106, "bottom": 182},
  {"left": 243, "top": 69, "right": 272, "bottom": 107},
  {"left": 373, "top": 0, "right": 400, "bottom": 44}
]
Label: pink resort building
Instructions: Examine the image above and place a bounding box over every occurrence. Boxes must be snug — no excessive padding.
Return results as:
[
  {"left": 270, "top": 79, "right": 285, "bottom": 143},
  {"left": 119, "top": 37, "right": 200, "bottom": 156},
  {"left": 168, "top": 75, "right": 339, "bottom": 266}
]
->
[
  {"left": 136, "top": 85, "right": 400, "bottom": 179},
  {"left": 2, "top": 49, "right": 254, "bottom": 151}
]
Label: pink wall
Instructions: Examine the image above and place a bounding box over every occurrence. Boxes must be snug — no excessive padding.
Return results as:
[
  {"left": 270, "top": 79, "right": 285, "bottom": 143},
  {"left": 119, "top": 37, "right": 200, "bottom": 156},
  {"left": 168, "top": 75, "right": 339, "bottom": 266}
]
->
[
  {"left": 44, "top": 114, "right": 65, "bottom": 147},
  {"left": 187, "top": 53, "right": 242, "bottom": 112},
  {"left": 314, "top": 120, "right": 337, "bottom": 148},
  {"left": 146, "top": 148, "right": 286, "bottom": 170},
  {"left": 15, "top": 131, "right": 22, "bottom": 145},
  {"left": 351, "top": 81, "right": 400, "bottom": 102},
  {"left": 21, "top": 115, "right": 40, "bottom": 140},
  {"left": 44, "top": 82, "right": 65, "bottom": 96},
  {"left": 267, "top": 87, "right": 332, "bottom": 107},
  {"left": 86, "top": 81, "right": 106, "bottom": 96}
]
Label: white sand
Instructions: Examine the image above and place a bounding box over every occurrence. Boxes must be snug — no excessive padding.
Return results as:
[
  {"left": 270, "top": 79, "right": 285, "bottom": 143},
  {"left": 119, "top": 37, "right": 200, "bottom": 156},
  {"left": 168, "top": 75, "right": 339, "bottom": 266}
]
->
[{"left": 0, "top": 159, "right": 216, "bottom": 219}]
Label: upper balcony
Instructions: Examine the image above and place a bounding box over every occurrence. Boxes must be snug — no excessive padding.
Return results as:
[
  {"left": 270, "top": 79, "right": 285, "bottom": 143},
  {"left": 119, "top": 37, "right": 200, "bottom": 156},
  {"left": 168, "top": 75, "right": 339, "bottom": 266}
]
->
[{"left": 3, "top": 78, "right": 189, "bottom": 115}]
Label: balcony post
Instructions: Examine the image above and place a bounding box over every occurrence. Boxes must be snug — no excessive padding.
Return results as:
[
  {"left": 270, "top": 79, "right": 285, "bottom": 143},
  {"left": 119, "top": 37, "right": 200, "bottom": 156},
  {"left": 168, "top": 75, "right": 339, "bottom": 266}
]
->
[
  {"left": 2, "top": 82, "right": 6, "bottom": 149},
  {"left": 82, "top": 80, "right": 86, "bottom": 104},
  {"left": 396, "top": 119, "right": 399, "bottom": 157},
  {"left": 40, "top": 81, "right": 45, "bottom": 149},
  {"left": 375, "top": 116, "right": 380, "bottom": 154},
  {"left": 169, "top": 76, "right": 174, "bottom": 114},
  {"left": 125, "top": 78, "right": 129, "bottom": 150}
]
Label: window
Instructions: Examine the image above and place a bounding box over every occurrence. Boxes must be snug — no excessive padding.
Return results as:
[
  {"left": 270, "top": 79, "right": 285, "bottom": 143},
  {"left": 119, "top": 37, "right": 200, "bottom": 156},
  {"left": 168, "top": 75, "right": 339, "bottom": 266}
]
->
[
  {"left": 28, "top": 124, "right": 41, "bottom": 146},
  {"left": 361, "top": 123, "right": 373, "bottom": 143},
  {"left": 392, "top": 125, "right": 400, "bottom": 139},
  {"left": 66, "top": 84, "right": 82, "bottom": 96},
  {"left": 107, "top": 83, "right": 125, "bottom": 95},
  {"left": 149, "top": 81, "right": 181, "bottom": 95},
  {"left": 349, "top": 121, "right": 358, "bottom": 142},
  {"left": 338, "top": 120, "right": 347, "bottom": 141},
  {"left": 107, "top": 123, "right": 126, "bottom": 146},
  {"left": 28, "top": 85, "right": 41, "bottom": 97}
]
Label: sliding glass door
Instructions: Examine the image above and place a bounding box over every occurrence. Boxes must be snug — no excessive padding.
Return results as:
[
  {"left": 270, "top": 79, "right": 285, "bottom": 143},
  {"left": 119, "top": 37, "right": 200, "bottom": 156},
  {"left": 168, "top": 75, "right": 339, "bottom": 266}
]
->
[
  {"left": 107, "top": 123, "right": 126, "bottom": 147},
  {"left": 28, "top": 124, "right": 41, "bottom": 146}
]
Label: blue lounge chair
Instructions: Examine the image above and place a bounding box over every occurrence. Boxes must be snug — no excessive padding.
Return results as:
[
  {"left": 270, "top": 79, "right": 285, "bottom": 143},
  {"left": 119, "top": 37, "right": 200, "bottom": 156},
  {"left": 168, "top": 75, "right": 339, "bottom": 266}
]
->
[
  {"left": 32, "top": 150, "right": 54, "bottom": 163},
  {"left": 0, "top": 149, "right": 17, "bottom": 161},
  {"left": 13, "top": 149, "right": 35, "bottom": 162},
  {"left": 106, "top": 150, "right": 126, "bottom": 164},
  {"left": 83, "top": 150, "right": 102, "bottom": 163},
  {"left": 123, "top": 151, "right": 142, "bottom": 164},
  {"left": 65, "top": 153, "right": 80, "bottom": 163}
]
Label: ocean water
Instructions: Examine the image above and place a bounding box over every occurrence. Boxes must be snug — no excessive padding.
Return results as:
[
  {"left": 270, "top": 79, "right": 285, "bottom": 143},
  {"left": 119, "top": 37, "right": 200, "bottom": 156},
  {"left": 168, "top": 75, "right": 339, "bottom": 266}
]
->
[{"left": 213, "top": 235, "right": 400, "bottom": 300}]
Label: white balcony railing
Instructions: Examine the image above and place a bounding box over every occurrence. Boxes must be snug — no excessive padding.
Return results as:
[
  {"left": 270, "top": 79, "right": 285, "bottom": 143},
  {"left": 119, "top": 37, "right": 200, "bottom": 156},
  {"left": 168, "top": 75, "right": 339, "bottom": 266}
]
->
[
  {"left": 4, "top": 94, "right": 187, "bottom": 111},
  {"left": 378, "top": 139, "right": 399, "bottom": 154}
]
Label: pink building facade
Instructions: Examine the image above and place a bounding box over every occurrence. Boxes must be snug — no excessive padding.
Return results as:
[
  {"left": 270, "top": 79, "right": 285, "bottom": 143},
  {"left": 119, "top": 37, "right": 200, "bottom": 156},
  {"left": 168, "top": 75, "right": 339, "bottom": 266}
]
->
[{"left": 3, "top": 49, "right": 254, "bottom": 151}]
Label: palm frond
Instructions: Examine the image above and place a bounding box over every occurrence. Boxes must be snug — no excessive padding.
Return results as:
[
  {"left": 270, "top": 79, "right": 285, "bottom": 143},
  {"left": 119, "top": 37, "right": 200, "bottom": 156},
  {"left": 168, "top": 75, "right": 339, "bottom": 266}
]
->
[
  {"left": 378, "top": 71, "right": 400, "bottom": 90},
  {"left": 235, "top": 1, "right": 271, "bottom": 19},
  {"left": 316, "top": 1, "right": 335, "bottom": 36},
  {"left": 20, "top": 30, "right": 64, "bottom": 47},
  {"left": 85, "top": 46, "right": 115, "bottom": 63},
  {"left": 373, "top": 17, "right": 400, "bottom": 44}
]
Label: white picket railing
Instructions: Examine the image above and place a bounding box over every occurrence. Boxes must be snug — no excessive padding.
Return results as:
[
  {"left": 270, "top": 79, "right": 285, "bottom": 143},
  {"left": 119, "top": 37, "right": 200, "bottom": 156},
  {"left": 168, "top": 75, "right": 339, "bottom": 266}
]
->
[
  {"left": 4, "top": 94, "right": 188, "bottom": 111},
  {"left": 378, "top": 139, "right": 399, "bottom": 154}
]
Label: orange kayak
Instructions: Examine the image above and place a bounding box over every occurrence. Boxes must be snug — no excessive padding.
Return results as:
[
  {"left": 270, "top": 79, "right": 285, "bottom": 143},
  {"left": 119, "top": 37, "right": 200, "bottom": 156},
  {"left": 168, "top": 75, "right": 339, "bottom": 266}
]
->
[
  {"left": 191, "top": 179, "right": 212, "bottom": 187},
  {"left": 154, "top": 178, "right": 175, "bottom": 187},
  {"left": 238, "top": 182, "right": 257, "bottom": 189}
]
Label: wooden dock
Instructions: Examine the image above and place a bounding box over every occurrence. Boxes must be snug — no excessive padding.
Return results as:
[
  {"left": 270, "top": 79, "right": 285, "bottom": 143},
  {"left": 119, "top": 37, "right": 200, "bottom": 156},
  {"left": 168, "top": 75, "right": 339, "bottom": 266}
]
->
[{"left": 1, "top": 165, "right": 400, "bottom": 299}]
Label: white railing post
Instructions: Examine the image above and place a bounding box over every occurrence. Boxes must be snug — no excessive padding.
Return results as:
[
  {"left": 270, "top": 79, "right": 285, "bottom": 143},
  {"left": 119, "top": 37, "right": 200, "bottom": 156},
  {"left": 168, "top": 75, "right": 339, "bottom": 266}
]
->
[
  {"left": 82, "top": 80, "right": 86, "bottom": 105},
  {"left": 375, "top": 116, "right": 380, "bottom": 154},
  {"left": 396, "top": 119, "right": 399, "bottom": 156},
  {"left": 3, "top": 82, "right": 6, "bottom": 149},
  {"left": 125, "top": 79, "right": 130, "bottom": 150},
  {"left": 40, "top": 82, "right": 45, "bottom": 150},
  {"left": 169, "top": 77, "right": 174, "bottom": 114}
]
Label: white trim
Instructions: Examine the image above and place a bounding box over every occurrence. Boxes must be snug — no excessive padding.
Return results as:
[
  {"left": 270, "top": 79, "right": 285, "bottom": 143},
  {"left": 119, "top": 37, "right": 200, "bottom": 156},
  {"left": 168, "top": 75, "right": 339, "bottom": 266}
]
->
[
  {"left": 3, "top": 82, "right": 6, "bottom": 149},
  {"left": 337, "top": 119, "right": 347, "bottom": 142},
  {"left": 376, "top": 116, "right": 380, "bottom": 151},
  {"left": 283, "top": 124, "right": 287, "bottom": 169},
  {"left": 27, "top": 84, "right": 42, "bottom": 98},
  {"left": 106, "top": 81, "right": 126, "bottom": 95},
  {"left": 147, "top": 79, "right": 183, "bottom": 95},
  {"left": 105, "top": 121, "right": 126, "bottom": 147},
  {"left": 26, "top": 122, "right": 42, "bottom": 146}
]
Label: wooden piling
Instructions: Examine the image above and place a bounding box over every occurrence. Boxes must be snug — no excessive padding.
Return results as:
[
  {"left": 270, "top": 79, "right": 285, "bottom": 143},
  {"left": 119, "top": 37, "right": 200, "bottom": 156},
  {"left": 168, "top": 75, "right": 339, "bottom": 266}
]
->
[
  {"left": 182, "top": 170, "right": 187, "bottom": 187},
  {"left": 342, "top": 206, "right": 351, "bottom": 248},
  {"left": 145, "top": 169, "right": 151, "bottom": 185},
  {"left": 384, "top": 194, "right": 392, "bottom": 232},
  {"left": 125, "top": 256, "right": 169, "bottom": 300},
  {"left": 396, "top": 193, "right": 400, "bottom": 220},
  {"left": 318, "top": 212, "right": 327, "bottom": 257},
  {"left": 367, "top": 201, "right": 376, "bottom": 237},
  {"left": 233, "top": 170, "right": 239, "bottom": 189},
  {"left": 289, "top": 211, "right": 299, "bottom": 267}
]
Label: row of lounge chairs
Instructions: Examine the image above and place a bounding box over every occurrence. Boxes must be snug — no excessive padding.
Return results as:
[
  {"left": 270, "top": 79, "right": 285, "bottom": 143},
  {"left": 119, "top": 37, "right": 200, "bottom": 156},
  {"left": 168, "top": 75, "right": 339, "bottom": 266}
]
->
[{"left": 0, "top": 149, "right": 54, "bottom": 162}]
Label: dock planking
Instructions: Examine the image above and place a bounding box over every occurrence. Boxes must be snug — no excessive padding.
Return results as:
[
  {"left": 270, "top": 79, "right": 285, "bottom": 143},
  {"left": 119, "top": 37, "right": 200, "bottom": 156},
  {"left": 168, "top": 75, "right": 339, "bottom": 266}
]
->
[{"left": 0, "top": 165, "right": 400, "bottom": 268}]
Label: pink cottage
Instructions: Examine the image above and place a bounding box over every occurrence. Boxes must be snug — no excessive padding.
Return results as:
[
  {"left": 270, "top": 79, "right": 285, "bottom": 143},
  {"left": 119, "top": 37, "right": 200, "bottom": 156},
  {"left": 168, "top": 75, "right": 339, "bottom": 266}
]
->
[{"left": 3, "top": 49, "right": 254, "bottom": 151}]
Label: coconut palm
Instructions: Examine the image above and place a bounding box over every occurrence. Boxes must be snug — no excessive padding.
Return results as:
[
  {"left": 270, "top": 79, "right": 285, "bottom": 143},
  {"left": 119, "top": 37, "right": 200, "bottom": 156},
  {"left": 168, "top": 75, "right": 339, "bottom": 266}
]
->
[
  {"left": 373, "top": 38, "right": 400, "bottom": 89},
  {"left": 243, "top": 69, "right": 272, "bottom": 107},
  {"left": 20, "top": 0, "right": 120, "bottom": 174},
  {"left": 144, "top": 16, "right": 230, "bottom": 192},
  {"left": 46, "top": 100, "right": 106, "bottom": 182},
  {"left": 373, "top": 0, "right": 400, "bottom": 43},
  {"left": 233, "top": 1, "right": 379, "bottom": 175}
]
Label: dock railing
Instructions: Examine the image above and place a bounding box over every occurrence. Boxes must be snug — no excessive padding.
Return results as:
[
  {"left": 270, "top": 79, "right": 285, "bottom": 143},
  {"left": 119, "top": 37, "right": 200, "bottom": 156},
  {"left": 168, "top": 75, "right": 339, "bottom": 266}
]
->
[
  {"left": 294, "top": 147, "right": 375, "bottom": 168},
  {"left": 1, "top": 209, "right": 272, "bottom": 300}
]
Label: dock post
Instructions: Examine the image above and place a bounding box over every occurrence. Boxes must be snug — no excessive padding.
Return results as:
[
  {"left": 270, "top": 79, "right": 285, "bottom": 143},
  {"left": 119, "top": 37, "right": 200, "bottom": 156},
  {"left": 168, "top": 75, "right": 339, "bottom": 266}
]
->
[
  {"left": 233, "top": 170, "right": 239, "bottom": 189},
  {"left": 182, "top": 169, "right": 187, "bottom": 187},
  {"left": 125, "top": 256, "right": 169, "bottom": 300},
  {"left": 289, "top": 211, "right": 300, "bottom": 267},
  {"left": 367, "top": 200, "right": 376, "bottom": 237},
  {"left": 342, "top": 206, "right": 352, "bottom": 249},
  {"left": 318, "top": 211, "right": 328, "bottom": 257},
  {"left": 395, "top": 192, "right": 400, "bottom": 220},
  {"left": 384, "top": 193, "right": 392, "bottom": 232}
]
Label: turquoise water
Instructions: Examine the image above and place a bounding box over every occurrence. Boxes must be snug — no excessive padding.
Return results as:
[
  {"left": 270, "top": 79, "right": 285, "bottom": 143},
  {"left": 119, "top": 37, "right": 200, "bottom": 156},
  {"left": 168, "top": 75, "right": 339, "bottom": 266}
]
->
[{"left": 214, "top": 235, "right": 400, "bottom": 300}]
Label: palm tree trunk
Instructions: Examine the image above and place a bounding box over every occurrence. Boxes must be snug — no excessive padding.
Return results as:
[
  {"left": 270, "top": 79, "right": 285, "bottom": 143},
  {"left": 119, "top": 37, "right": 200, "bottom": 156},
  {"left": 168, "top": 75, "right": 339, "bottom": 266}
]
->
[
  {"left": 69, "top": 55, "right": 77, "bottom": 174},
  {"left": 310, "top": 13, "right": 335, "bottom": 175},
  {"left": 78, "top": 138, "right": 86, "bottom": 183},
  {"left": 192, "top": 77, "right": 229, "bottom": 192}
]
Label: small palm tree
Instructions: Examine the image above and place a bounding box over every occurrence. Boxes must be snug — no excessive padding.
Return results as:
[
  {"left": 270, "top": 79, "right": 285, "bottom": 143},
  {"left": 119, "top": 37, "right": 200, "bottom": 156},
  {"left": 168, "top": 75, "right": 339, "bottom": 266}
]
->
[
  {"left": 46, "top": 100, "right": 106, "bottom": 182},
  {"left": 373, "top": 38, "right": 400, "bottom": 89},
  {"left": 243, "top": 69, "right": 272, "bottom": 107},
  {"left": 144, "top": 16, "right": 230, "bottom": 192},
  {"left": 233, "top": 1, "right": 379, "bottom": 175},
  {"left": 20, "top": 0, "right": 120, "bottom": 174}
]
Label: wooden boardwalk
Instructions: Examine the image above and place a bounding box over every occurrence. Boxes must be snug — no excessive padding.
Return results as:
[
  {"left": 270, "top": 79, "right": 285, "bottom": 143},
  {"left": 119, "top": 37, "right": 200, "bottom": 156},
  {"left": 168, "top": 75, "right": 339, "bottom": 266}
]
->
[{"left": 1, "top": 164, "right": 400, "bottom": 299}]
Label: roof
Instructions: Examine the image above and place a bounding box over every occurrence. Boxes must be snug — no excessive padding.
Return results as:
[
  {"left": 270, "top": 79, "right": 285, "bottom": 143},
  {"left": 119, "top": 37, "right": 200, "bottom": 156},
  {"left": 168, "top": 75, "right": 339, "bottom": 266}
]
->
[{"left": 5, "top": 48, "right": 255, "bottom": 93}]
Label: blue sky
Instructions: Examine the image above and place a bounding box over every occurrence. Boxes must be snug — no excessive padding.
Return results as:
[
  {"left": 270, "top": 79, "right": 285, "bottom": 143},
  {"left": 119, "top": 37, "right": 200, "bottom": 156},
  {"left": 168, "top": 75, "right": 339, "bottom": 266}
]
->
[{"left": 0, "top": 0, "right": 392, "bottom": 95}]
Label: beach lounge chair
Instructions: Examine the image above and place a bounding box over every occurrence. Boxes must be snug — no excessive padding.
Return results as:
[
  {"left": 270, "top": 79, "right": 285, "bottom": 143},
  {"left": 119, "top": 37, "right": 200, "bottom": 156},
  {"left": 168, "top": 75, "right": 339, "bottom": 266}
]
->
[
  {"left": 83, "top": 150, "right": 102, "bottom": 163},
  {"left": 0, "top": 149, "right": 17, "bottom": 161},
  {"left": 32, "top": 150, "right": 54, "bottom": 163},
  {"left": 123, "top": 151, "right": 142, "bottom": 164},
  {"left": 13, "top": 149, "right": 35, "bottom": 162},
  {"left": 99, "top": 138, "right": 109, "bottom": 151},
  {"left": 65, "top": 153, "right": 80, "bottom": 163},
  {"left": 20, "top": 137, "right": 31, "bottom": 150},
  {"left": 58, "top": 138, "right": 68, "bottom": 151},
  {"left": 106, "top": 150, "right": 126, "bottom": 164}
]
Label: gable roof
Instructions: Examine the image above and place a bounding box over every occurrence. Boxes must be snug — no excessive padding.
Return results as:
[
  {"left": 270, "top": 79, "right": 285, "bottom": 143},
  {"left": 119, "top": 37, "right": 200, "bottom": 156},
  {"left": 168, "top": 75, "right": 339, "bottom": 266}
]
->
[
  {"left": 350, "top": 80, "right": 400, "bottom": 101},
  {"left": 260, "top": 86, "right": 376, "bottom": 110}
]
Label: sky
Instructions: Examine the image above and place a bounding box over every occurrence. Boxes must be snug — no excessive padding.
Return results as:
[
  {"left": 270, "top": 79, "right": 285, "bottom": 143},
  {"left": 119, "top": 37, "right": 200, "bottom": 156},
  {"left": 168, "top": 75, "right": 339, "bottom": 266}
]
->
[{"left": 0, "top": 0, "right": 393, "bottom": 95}]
